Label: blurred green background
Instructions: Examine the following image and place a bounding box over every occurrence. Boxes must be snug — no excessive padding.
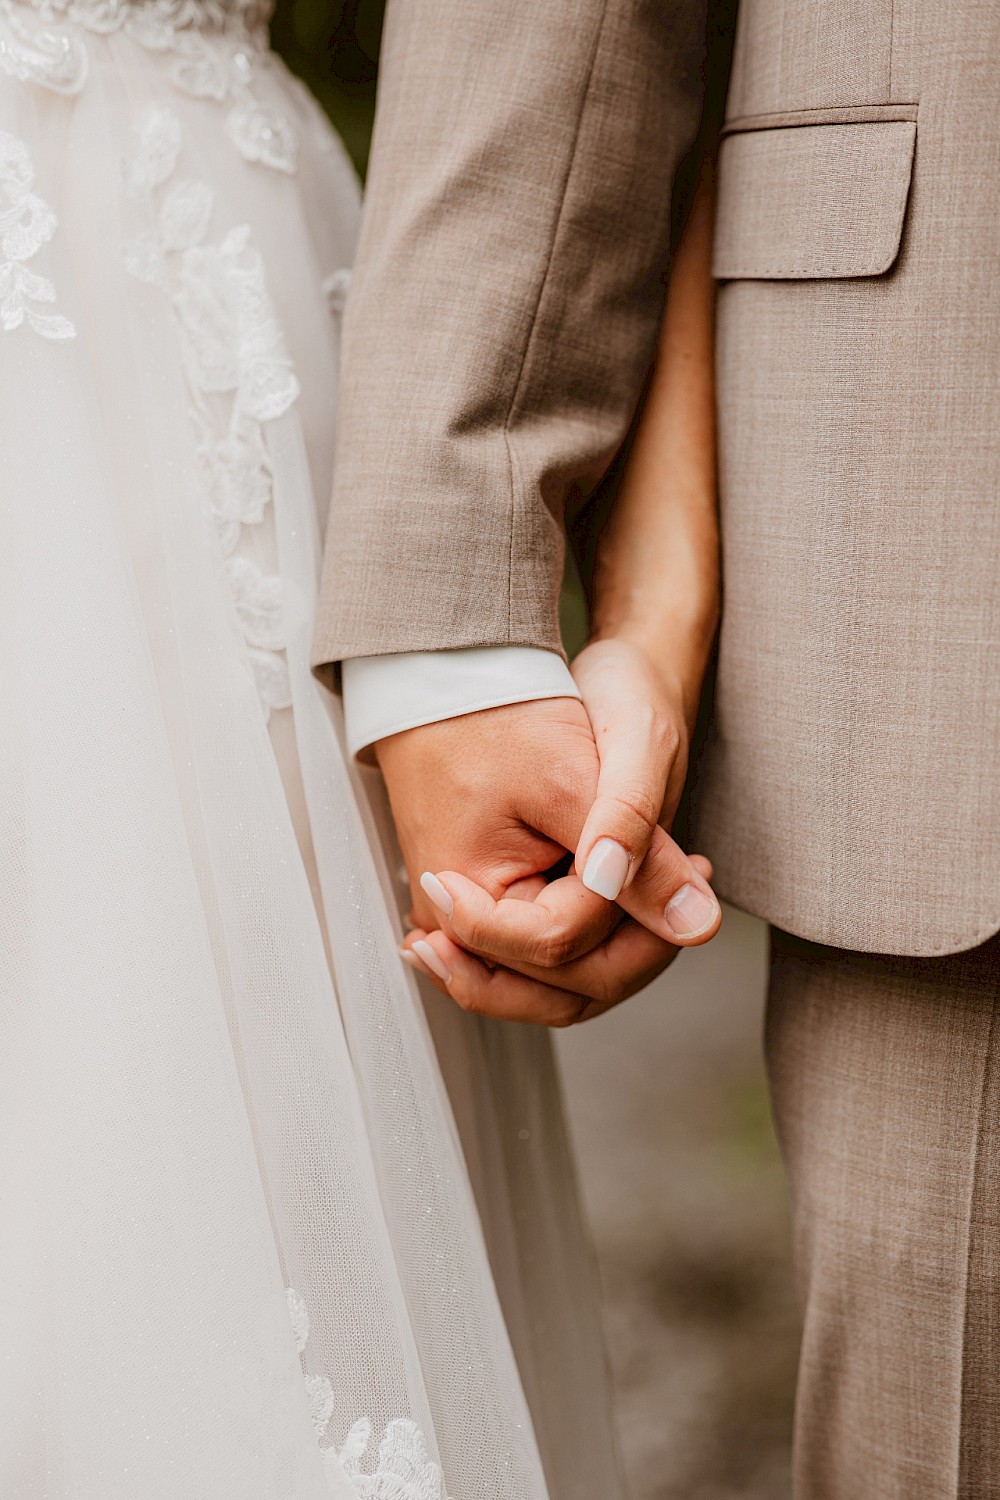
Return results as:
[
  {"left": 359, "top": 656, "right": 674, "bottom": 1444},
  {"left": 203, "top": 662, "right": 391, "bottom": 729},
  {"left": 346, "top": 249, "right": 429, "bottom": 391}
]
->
[
  {"left": 271, "top": 0, "right": 384, "bottom": 175},
  {"left": 270, "top": 6, "right": 800, "bottom": 1495}
]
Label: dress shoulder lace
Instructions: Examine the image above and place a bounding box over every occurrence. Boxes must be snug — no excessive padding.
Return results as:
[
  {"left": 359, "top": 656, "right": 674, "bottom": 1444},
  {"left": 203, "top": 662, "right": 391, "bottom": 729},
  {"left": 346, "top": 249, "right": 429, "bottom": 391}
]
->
[
  {"left": 0, "top": 131, "right": 75, "bottom": 340},
  {"left": 0, "top": 0, "right": 296, "bottom": 172}
]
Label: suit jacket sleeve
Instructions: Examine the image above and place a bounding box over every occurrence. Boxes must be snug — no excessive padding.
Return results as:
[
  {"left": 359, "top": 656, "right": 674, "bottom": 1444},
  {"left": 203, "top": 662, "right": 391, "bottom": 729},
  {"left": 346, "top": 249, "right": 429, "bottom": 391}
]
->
[{"left": 311, "top": 0, "right": 713, "bottom": 676}]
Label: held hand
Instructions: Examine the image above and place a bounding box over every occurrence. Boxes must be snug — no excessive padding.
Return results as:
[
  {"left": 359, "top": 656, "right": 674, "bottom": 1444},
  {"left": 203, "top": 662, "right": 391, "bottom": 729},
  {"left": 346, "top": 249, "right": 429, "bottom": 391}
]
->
[
  {"left": 378, "top": 691, "right": 719, "bottom": 1026},
  {"left": 572, "top": 635, "right": 720, "bottom": 943},
  {"left": 402, "top": 848, "right": 715, "bottom": 1027},
  {"left": 377, "top": 697, "right": 618, "bottom": 965}
]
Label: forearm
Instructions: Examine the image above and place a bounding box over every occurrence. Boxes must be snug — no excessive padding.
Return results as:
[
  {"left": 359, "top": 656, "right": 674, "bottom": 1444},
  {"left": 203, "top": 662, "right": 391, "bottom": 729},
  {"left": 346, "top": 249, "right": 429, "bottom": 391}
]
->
[
  {"left": 311, "top": 0, "right": 712, "bottom": 673},
  {"left": 589, "top": 163, "right": 720, "bottom": 729}
]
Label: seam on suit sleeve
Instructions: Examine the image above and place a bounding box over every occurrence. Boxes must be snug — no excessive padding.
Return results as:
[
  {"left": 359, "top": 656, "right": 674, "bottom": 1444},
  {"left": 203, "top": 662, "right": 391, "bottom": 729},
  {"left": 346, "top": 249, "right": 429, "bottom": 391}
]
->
[{"left": 499, "top": 0, "right": 612, "bottom": 640}]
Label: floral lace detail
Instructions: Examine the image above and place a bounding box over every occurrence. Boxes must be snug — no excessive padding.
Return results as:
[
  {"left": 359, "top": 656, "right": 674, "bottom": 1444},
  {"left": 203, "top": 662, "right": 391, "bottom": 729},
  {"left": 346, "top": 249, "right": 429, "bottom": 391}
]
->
[
  {"left": 124, "top": 106, "right": 299, "bottom": 718},
  {"left": 0, "top": 132, "right": 75, "bottom": 340},
  {"left": 0, "top": 0, "right": 296, "bottom": 172},
  {"left": 0, "top": 3, "right": 87, "bottom": 91},
  {"left": 286, "top": 1288, "right": 452, "bottom": 1500}
]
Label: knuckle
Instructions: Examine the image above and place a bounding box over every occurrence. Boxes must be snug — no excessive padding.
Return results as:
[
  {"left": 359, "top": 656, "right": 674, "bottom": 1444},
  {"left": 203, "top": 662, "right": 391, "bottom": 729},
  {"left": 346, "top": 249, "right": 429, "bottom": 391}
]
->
[
  {"left": 606, "top": 785, "right": 662, "bottom": 838},
  {"left": 640, "top": 832, "right": 690, "bottom": 893},
  {"left": 589, "top": 967, "right": 629, "bottom": 1009},
  {"left": 451, "top": 982, "right": 484, "bottom": 1016},
  {"left": 545, "top": 754, "right": 595, "bottom": 809},
  {"left": 632, "top": 702, "right": 680, "bottom": 759},
  {"left": 602, "top": 974, "right": 631, "bottom": 1008},
  {"left": 534, "top": 926, "right": 580, "bottom": 969},
  {"left": 459, "top": 912, "right": 494, "bottom": 955},
  {"left": 545, "top": 996, "right": 586, "bottom": 1029},
  {"left": 653, "top": 713, "right": 682, "bottom": 760}
]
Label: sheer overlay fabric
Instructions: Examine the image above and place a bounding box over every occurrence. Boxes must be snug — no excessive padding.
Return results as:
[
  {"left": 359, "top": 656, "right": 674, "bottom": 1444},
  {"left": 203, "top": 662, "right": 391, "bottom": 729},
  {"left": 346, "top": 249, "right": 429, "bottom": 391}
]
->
[{"left": 0, "top": 5, "right": 623, "bottom": 1497}]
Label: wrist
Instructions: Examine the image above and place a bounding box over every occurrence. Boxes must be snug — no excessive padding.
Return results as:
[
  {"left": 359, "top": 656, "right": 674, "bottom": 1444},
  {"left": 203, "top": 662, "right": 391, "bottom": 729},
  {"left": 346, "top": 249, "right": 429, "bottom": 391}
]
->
[
  {"left": 588, "top": 606, "right": 717, "bottom": 730},
  {"left": 569, "top": 635, "right": 700, "bottom": 829}
]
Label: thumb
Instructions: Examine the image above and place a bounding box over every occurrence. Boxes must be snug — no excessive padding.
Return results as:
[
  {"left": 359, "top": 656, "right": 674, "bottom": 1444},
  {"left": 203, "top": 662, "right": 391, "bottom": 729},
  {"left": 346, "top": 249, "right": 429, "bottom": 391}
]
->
[{"left": 575, "top": 706, "right": 673, "bottom": 902}]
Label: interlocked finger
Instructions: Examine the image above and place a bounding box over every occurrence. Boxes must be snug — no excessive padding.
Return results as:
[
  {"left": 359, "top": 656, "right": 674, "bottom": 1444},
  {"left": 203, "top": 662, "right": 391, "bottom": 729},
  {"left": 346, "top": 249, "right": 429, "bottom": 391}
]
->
[
  {"left": 615, "top": 828, "right": 722, "bottom": 946},
  {"left": 417, "top": 868, "right": 619, "bottom": 969},
  {"left": 402, "top": 930, "right": 588, "bottom": 1027},
  {"left": 402, "top": 910, "right": 688, "bottom": 1024}
]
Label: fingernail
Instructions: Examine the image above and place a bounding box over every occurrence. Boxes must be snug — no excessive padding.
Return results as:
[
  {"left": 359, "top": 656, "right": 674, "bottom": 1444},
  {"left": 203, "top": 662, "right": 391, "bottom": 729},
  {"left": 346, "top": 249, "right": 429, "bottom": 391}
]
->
[
  {"left": 664, "top": 884, "right": 719, "bottom": 939},
  {"left": 581, "top": 838, "right": 630, "bottom": 901},
  {"left": 412, "top": 939, "right": 451, "bottom": 984},
  {"left": 419, "top": 871, "right": 454, "bottom": 919},
  {"left": 400, "top": 948, "right": 422, "bottom": 971}
]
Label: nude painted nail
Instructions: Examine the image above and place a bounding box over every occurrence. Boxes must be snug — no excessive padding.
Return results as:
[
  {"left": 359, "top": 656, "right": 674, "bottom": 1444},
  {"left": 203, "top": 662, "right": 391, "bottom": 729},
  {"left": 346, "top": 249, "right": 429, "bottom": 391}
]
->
[
  {"left": 581, "top": 838, "right": 630, "bottom": 901},
  {"left": 400, "top": 948, "right": 422, "bottom": 970},
  {"left": 664, "top": 884, "right": 718, "bottom": 939},
  {"left": 419, "top": 871, "right": 454, "bottom": 919},
  {"left": 412, "top": 939, "right": 451, "bottom": 984}
]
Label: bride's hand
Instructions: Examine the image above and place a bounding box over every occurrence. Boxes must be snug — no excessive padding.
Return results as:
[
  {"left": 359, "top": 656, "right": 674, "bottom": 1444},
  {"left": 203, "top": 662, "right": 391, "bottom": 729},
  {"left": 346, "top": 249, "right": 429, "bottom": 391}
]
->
[{"left": 570, "top": 633, "right": 718, "bottom": 941}]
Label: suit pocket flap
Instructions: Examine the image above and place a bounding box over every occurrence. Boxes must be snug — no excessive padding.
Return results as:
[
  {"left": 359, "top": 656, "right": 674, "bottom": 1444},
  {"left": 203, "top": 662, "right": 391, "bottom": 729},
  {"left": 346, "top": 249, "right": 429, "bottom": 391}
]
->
[{"left": 713, "top": 120, "right": 916, "bottom": 280}]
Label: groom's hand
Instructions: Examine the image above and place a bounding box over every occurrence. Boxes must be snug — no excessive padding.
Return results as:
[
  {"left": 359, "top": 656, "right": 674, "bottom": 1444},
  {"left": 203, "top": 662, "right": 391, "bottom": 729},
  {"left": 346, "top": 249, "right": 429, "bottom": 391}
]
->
[
  {"left": 376, "top": 696, "right": 719, "bottom": 1025},
  {"left": 379, "top": 695, "right": 614, "bottom": 944}
]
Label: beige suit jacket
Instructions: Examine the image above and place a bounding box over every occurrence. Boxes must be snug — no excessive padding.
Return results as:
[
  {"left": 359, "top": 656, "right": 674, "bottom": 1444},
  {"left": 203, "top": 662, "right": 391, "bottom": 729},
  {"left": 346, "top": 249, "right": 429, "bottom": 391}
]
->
[{"left": 313, "top": 0, "right": 1000, "bottom": 959}]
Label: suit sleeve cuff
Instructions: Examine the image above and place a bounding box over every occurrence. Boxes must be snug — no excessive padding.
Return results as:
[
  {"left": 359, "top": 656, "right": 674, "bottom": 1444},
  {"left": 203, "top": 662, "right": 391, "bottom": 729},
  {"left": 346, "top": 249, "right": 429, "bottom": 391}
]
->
[{"left": 342, "top": 646, "right": 581, "bottom": 762}]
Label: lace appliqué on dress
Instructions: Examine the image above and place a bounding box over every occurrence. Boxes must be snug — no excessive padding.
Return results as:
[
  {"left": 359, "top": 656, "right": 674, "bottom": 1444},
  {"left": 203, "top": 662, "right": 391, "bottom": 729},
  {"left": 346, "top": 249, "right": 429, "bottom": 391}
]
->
[
  {"left": 0, "top": 131, "right": 75, "bottom": 340},
  {"left": 0, "top": 0, "right": 296, "bottom": 172},
  {"left": 286, "top": 1288, "right": 451, "bottom": 1500},
  {"left": 124, "top": 105, "right": 299, "bottom": 718}
]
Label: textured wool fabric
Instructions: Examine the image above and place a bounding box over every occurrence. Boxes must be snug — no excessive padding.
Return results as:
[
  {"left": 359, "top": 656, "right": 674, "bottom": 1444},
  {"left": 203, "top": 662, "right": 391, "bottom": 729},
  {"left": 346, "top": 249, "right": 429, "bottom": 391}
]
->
[
  {"left": 767, "top": 929, "right": 1000, "bottom": 1500},
  {"left": 724, "top": 0, "right": 894, "bottom": 117},
  {"left": 313, "top": 0, "right": 1000, "bottom": 957},
  {"left": 694, "top": 0, "right": 1000, "bottom": 955},
  {"left": 712, "top": 119, "right": 916, "bottom": 279},
  {"left": 311, "top": 0, "right": 710, "bottom": 667}
]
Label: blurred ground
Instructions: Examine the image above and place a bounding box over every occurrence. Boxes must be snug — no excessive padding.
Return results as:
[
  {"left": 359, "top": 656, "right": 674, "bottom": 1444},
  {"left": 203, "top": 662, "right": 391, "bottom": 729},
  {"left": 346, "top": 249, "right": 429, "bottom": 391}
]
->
[{"left": 555, "top": 908, "right": 800, "bottom": 1500}]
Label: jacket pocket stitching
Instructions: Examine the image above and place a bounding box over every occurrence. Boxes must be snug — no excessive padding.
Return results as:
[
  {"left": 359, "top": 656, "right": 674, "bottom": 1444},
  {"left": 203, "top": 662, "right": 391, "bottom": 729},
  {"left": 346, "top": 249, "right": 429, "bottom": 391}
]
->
[
  {"left": 714, "top": 120, "right": 916, "bottom": 281},
  {"left": 722, "top": 102, "right": 918, "bottom": 136}
]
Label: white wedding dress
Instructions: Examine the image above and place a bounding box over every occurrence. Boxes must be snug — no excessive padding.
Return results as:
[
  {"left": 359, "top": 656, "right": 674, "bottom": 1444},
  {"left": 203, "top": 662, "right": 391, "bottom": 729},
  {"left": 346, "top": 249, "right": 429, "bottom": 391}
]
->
[{"left": 0, "top": 4, "right": 625, "bottom": 1497}]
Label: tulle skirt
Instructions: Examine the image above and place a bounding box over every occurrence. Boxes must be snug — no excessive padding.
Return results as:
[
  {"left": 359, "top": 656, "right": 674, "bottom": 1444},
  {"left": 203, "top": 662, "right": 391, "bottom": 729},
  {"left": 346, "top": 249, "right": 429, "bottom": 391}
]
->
[{"left": 0, "top": 14, "right": 622, "bottom": 1499}]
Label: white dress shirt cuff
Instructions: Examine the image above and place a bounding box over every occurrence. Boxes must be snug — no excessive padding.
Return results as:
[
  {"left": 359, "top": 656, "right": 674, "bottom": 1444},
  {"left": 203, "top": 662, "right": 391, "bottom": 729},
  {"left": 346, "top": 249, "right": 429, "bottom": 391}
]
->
[{"left": 342, "top": 647, "right": 581, "bottom": 761}]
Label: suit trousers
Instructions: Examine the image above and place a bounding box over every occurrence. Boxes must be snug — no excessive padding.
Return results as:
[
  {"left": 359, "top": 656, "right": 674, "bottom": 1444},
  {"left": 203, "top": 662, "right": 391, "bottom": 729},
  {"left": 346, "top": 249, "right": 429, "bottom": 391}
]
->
[{"left": 767, "top": 927, "right": 1000, "bottom": 1499}]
